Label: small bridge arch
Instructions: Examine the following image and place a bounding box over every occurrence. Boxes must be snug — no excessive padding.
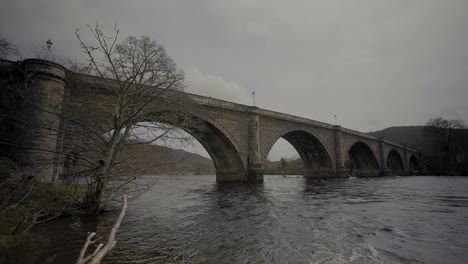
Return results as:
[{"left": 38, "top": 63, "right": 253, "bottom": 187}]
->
[
  {"left": 386, "top": 149, "right": 405, "bottom": 173},
  {"left": 346, "top": 141, "right": 381, "bottom": 177}
]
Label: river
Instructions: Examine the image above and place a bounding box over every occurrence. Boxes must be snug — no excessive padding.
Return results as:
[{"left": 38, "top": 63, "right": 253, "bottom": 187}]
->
[{"left": 5, "top": 175, "right": 468, "bottom": 264}]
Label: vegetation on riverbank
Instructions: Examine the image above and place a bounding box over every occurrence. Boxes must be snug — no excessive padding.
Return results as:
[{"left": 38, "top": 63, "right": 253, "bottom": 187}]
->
[
  {"left": 118, "top": 143, "right": 215, "bottom": 175},
  {"left": 0, "top": 142, "right": 214, "bottom": 256},
  {"left": 264, "top": 157, "right": 304, "bottom": 175},
  {"left": 0, "top": 169, "right": 87, "bottom": 253}
]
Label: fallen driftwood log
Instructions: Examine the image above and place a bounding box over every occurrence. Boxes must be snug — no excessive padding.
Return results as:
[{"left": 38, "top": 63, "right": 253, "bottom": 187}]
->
[{"left": 76, "top": 194, "right": 128, "bottom": 264}]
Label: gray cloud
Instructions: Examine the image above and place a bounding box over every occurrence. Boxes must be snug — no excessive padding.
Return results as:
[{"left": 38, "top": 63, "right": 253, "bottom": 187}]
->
[
  {"left": 185, "top": 68, "right": 251, "bottom": 104},
  {"left": 1, "top": 0, "right": 467, "bottom": 160}
]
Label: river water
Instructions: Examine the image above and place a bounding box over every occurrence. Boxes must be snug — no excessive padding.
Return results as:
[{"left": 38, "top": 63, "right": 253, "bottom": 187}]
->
[{"left": 6, "top": 175, "right": 468, "bottom": 264}]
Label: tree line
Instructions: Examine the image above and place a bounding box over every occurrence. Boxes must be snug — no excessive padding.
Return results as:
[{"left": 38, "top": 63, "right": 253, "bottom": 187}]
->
[{"left": 424, "top": 117, "right": 467, "bottom": 175}]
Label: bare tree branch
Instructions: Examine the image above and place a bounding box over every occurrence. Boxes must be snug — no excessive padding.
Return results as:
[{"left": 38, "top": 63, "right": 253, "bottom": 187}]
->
[
  {"left": 76, "top": 194, "right": 127, "bottom": 264},
  {"left": 0, "top": 36, "right": 19, "bottom": 59}
]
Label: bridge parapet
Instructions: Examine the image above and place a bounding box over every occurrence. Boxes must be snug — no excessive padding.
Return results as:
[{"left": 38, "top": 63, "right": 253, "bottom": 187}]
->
[
  {"left": 341, "top": 127, "right": 379, "bottom": 141},
  {"left": 258, "top": 109, "right": 334, "bottom": 130},
  {"left": 380, "top": 138, "right": 419, "bottom": 154},
  {"left": 186, "top": 93, "right": 251, "bottom": 112}
]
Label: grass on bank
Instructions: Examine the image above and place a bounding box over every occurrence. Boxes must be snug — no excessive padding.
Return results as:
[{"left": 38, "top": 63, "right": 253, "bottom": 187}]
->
[{"left": 0, "top": 178, "right": 87, "bottom": 252}]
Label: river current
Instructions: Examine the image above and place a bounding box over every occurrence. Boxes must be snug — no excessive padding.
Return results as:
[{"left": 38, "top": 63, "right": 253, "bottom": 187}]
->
[{"left": 7, "top": 175, "right": 468, "bottom": 264}]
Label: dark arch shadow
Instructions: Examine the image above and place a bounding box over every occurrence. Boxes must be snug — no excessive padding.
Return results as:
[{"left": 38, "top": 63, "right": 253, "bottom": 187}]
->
[
  {"left": 268, "top": 130, "right": 334, "bottom": 178},
  {"left": 409, "top": 155, "right": 419, "bottom": 171},
  {"left": 347, "top": 142, "right": 381, "bottom": 177},
  {"left": 152, "top": 112, "right": 246, "bottom": 182},
  {"left": 386, "top": 149, "right": 404, "bottom": 174}
]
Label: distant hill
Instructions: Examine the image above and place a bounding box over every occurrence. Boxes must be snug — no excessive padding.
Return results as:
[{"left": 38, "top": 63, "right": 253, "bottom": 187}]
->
[
  {"left": 368, "top": 126, "right": 431, "bottom": 152},
  {"left": 1, "top": 143, "right": 215, "bottom": 178},
  {"left": 368, "top": 126, "right": 468, "bottom": 175},
  {"left": 118, "top": 143, "right": 215, "bottom": 175}
]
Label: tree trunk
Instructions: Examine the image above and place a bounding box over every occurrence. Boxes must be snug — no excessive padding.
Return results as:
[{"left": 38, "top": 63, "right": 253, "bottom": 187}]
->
[
  {"left": 88, "top": 126, "right": 131, "bottom": 214},
  {"left": 90, "top": 177, "right": 109, "bottom": 214}
]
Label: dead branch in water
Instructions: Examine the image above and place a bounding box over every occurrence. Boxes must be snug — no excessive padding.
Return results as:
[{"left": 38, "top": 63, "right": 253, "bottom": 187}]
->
[{"left": 76, "top": 194, "right": 127, "bottom": 264}]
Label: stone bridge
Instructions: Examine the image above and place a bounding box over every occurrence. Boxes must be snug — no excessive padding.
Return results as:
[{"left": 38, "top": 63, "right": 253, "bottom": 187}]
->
[{"left": 2, "top": 59, "right": 424, "bottom": 182}]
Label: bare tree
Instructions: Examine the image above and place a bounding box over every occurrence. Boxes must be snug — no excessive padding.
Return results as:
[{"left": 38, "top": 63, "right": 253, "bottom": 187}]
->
[
  {"left": 280, "top": 157, "right": 287, "bottom": 176},
  {"left": 425, "top": 117, "right": 465, "bottom": 149},
  {"left": 425, "top": 117, "right": 465, "bottom": 136},
  {"left": 0, "top": 36, "right": 18, "bottom": 60},
  {"left": 0, "top": 169, "right": 84, "bottom": 261},
  {"left": 68, "top": 23, "right": 189, "bottom": 213},
  {"left": 1, "top": 23, "right": 193, "bottom": 214},
  {"left": 425, "top": 117, "right": 466, "bottom": 173},
  {"left": 29, "top": 44, "right": 61, "bottom": 63}
]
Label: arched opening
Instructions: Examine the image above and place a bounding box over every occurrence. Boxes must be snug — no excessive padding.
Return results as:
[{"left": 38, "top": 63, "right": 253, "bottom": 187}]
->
[
  {"left": 154, "top": 113, "right": 246, "bottom": 182},
  {"left": 86, "top": 112, "right": 246, "bottom": 183},
  {"left": 386, "top": 150, "right": 404, "bottom": 173},
  {"left": 347, "top": 142, "right": 380, "bottom": 177},
  {"left": 118, "top": 124, "right": 216, "bottom": 176},
  {"left": 409, "top": 155, "right": 419, "bottom": 171},
  {"left": 265, "top": 130, "right": 334, "bottom": 178},
  {"left": 265, "top": 138, "right": 304, "bottom": 176}
]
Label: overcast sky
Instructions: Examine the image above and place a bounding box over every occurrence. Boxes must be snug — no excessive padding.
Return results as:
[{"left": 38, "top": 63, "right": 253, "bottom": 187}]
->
[{"left": 1, "top": 0, "right": 467, "bottom": 160}]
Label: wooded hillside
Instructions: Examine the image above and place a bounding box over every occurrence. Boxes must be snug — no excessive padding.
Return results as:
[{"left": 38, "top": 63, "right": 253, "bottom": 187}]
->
[
  {"left": 117, "top": 144, "right": 215, "bottom": 175},
  {"left": 369, "top": 126, "right": 468, "bottom": 175}
]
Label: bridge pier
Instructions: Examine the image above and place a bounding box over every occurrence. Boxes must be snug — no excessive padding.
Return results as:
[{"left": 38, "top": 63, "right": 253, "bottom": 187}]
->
[
  {"left": 403, "top": 146, "right": 409, "bottom": 175},
  {"left": 216, "top": 170, "right": 246, "bottom": 182},
  {"left": 378, "top": 139, "right": 392, "bottom": 176},
  {"left": 246, "top": 106, "right": 264, "bottom": 183},
  {"left": 246, "top": 163, "right": 264, "bottom": 182},
  {"left": 353, "top": 170, "right": 383, "bottom": 177},
  {"left": 335, "top": 167, "right": 349, "bottom": 178},
  {"left": 303, "top": 169, "right": 337, "bottom": 178},
  {"left": 333, "top": 126, "right": 349, "bottom": 177},
  {"left": 16, "top": 59, "right": 67, "bottom": 182}
]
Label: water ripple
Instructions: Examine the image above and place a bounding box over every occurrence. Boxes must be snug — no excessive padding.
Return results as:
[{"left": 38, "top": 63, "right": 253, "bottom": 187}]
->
[{"left": 6, "top": 175, "right": 468, "bottom": 264}]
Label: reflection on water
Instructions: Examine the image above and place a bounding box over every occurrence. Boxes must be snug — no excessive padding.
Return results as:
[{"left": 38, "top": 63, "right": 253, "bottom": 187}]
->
[{"left": 6, "top": 175, "right": 468, "bottom": 264}]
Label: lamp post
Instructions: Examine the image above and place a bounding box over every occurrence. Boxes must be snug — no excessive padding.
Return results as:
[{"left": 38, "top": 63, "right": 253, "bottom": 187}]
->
[
  {"left": 46, "top": 39, "right": 53, "bottom": 50},
  {"left": 252, "top": 91, "right": 256, "bottom": 106}
]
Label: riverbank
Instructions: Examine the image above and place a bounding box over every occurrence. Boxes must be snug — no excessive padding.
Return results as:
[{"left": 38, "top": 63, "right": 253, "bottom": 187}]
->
[{"left": 0, "top": 179, "right": 87, "bottom": 257}]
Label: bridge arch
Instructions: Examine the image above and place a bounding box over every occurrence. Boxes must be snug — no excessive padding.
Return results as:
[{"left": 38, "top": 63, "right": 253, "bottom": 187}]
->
[
  {"left": 347, "top": 141, "right": 381, "bottom": 176},
  {"left": 409, "top": 154, "right": 419, "bottom": 171},
  {"left": 263, "top": 127, "right": 334, "bottom": 177},
  {"left": 146, "top": 110, "right": 245, "bottom": 182},
  {"left": 386, "top": 149, "right": 404, "bottom": 173}
]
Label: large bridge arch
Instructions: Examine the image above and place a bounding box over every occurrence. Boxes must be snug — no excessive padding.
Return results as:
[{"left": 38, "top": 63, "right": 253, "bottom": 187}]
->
[
  {"left": 148, "top": 109, "right": 246, "bottom": 182},
  {"left": 262, "top": 127, "right": 335, "bottom": 178},
  {"left": 346, "top": 141, "right": 381, "bottom": 177}
]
